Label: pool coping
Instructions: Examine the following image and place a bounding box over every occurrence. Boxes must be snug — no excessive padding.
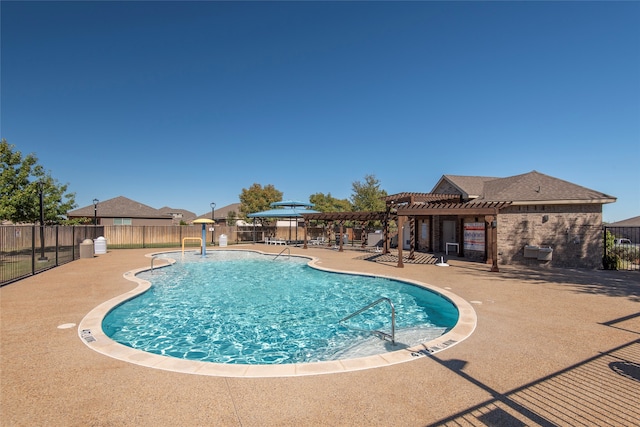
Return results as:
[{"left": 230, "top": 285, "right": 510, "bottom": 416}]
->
[{"left": 78, "top": 248, "right": 477, "bottom": 378}]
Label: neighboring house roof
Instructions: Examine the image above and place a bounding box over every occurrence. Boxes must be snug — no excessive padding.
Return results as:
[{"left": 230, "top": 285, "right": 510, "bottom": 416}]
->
[
  {"left": 193, "top": 203, "right": 242, "bottom": 222},
  {"left": 435, "top": 171, "right": 616, "bottom": 205},
  {"left": 158, "top": 207, "right": 197, "bottom": 222},
  {"left": 608, "top": 216, "right": 640, "bottom": 227},
  {"left": 67, "top": 196, "right": 170, "bottom": 219}
]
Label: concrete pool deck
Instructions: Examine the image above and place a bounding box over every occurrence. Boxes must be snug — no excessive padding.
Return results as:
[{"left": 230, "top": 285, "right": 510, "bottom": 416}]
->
[{"left": 1, "top": 245, "right": 639, "bottom": 426}]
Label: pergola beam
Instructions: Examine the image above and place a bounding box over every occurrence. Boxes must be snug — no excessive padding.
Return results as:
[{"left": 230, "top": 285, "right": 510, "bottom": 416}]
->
[
  {"left": 301, "top": 200, "right": 510, "bottom": 273},
  {"left": 397, "top": 201, "right": 510, "bottom": 217}
]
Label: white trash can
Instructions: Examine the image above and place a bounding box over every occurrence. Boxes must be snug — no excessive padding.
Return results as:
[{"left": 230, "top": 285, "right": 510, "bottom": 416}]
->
[
  {"left": 94, "top": 236, "right": 107, "bottom": 254},
  {"left": 219, "top": 234, "right": 228, "bottom": 247},
  {"left": 80, "top": 239, "right": 94, "bottom": 258}
]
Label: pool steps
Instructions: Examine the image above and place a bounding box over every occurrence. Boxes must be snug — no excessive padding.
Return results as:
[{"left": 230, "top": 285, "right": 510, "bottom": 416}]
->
[{"left": 339, "top": 297, "right": 396, "bottom": 345}]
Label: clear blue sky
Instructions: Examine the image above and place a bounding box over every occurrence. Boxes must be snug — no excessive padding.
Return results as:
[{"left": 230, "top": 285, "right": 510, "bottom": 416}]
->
[{"left": 2, "top": 1, "right": 638, "bottom": 221}]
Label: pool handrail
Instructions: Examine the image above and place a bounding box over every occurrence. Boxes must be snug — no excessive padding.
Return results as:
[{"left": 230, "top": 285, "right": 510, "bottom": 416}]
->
[
  {"left": 273, "top": 247, "right": 290, "bottom": 261},
  {"left": 182, "top": 237, "right": 203, "bottom": 255},
  {"left": 339, "top": 297, "right": 396, "bottom": 345}
]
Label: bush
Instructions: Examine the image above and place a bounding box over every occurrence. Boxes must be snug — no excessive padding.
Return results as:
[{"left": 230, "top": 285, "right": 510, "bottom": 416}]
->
[{"left": 603, "top": 254, "right": 619, "bottom": 270}]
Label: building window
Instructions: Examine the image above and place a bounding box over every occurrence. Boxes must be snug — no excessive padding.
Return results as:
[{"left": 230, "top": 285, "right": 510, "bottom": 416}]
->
[{"left": 113, "top": 218, "right": 132, "bottom": 225}]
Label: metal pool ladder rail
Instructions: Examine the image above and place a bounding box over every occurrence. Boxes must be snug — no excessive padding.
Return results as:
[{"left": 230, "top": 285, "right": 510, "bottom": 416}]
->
[
  {"left": 273, "top": 247, "right": 290, "bottom": 261},
  {"left": 339, "top": 297, "right": 396, "bottom": 345}
]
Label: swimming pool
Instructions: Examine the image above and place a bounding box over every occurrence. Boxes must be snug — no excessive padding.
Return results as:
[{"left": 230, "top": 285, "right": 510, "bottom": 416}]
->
[
  {"left": 101, "top": 250, "right": 459, "bottom": 365},
  {"left": 79, "top": 248, "right": 477, "bottom": 377}
]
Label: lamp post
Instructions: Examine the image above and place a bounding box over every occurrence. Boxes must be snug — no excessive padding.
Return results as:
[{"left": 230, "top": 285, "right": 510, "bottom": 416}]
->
[
  {"left": 210, "top": 202, "right": 216, "bottom": 244},
  {"left": 38, "top": 181, "right": 47, "bottom": 261},
  {"left": 93, "top": 198, "right": 99, "bottom": 238}
]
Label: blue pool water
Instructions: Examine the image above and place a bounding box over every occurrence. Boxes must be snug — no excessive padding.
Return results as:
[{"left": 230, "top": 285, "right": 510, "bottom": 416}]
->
[{"left": 102, "top": 251, "right": 459, "bottom": 365}]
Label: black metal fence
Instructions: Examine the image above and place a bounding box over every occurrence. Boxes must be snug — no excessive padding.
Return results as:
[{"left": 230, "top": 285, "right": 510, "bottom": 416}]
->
[
  {"left": 5, "top": 224, "right": 633, "bottom": 285},
  {"left": 1, "top": 225, "right": 104, "bottom": 286},
  {"left": 0, "top": 224, "right": 323, "bottom": 286},
  {"left": 604, "top": 226, "right": 640, "bottom": 271}
]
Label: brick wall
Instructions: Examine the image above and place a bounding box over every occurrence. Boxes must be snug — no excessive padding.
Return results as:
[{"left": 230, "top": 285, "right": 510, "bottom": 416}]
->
[{"left": 497, "top": 204, "right": 603, "bottom": 269}]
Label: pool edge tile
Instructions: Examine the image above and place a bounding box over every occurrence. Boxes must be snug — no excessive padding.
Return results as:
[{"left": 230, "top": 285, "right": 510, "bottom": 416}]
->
[{"left": 77, "top": 249, "right": 478, "bottom": 378}]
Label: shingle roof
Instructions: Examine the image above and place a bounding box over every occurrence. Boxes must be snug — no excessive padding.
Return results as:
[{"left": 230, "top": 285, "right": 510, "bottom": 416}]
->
[
  {"left": 608, "top": 216, "right": 640, "bottom": 227},
  {"left": 193, "top": 203, "right": 242, "bottom": 221},
  {"left": 383, "top": 193, "right": 461, "bottom": 204},
  {"left": 158, "top": 207, "right": 197, "bottom": 222},
  {"left": 476, "top": 171, "right": 616, "bottom": 203},
  {"left": 435, "top": 175, "right": 499, "bottom": 198},
  {"left": 434, "top": 171, "right": 615, "bottom": 204},
  {"left": 68, "top": 196, "right": 170, "bottom": 218}
]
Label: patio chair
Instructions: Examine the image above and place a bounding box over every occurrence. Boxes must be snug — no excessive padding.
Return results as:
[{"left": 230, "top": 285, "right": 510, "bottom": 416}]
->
[
  {"left": 365, "top": 239, "right": 383, "bottom": 253},
  {"left": 310, "top": 236, "right": 325, "bottom": 245}
]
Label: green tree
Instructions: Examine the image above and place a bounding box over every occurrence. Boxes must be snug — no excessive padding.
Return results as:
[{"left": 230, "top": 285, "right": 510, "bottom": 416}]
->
[
  {"left": 62, "top": 217, "right": 93, "bottom": 225},
  {"left": 350, "top": 174, "right": 387, "bottom": 212},
  {"left": 226, "top": 210, "right": 238, "bottom": 226},
  {"left": 309, "top": 192, "right": 351, "bottom": 213},
  {"left": 239, "top": 183, "right": 283, "bottom": 224},
  {"left": 0, "top": 139, "right": 76, "bottom": 224}
]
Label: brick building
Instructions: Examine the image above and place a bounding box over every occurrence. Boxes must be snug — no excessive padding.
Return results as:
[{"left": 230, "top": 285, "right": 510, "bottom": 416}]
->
[{"left": 397, "top": 171, "right": 616, "bottom": 269}]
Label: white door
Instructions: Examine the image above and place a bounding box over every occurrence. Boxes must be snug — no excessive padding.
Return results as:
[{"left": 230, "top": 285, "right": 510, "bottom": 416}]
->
[
  {"left": 443, "top": 220, "right": 456, "bottom": 244},
  {"left": 402, "top": 223, "right": 411, "bottom": 250}
]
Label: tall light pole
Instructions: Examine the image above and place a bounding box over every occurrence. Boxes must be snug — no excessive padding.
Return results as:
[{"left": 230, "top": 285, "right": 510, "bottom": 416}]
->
[
  {"left": 38, "top": 181, "right": 47, "bottom": 261},
  {"left": 93, "top": 199, "right": 99, "bottom": 238},
  {"left": 210, "top": 202, "right": 216, "bottom": 244}
]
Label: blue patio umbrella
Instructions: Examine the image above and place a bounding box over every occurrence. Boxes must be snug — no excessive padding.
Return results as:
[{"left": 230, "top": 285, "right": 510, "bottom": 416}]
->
[{"left": 247, "top": 201, "right": 319, "bottom": 243}]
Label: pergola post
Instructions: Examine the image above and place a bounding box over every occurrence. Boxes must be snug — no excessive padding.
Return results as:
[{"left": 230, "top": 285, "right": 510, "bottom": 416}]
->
[
  {"left": 409, "top": 216, "right": 415, "bottom": 260},
  {"left": 303, "top": 221, "right": 308, "bottom": 249},
  {"left": 339, "top": 222, "right": 344, "bottom": 252},
  {"left": 485, "top": 215, "right": 499, "bottom": 272},
  {"left": 396, "top": 215, "right": 404, "bottom": 268},
  {"left": 491, "top": 216, "right": 499, "bottom": 272},
  {"left": 384, "top": 205, "right": 391, "bottom": 254}
]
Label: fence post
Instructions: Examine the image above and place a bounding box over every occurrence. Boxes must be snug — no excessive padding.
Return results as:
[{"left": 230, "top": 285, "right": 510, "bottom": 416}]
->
[
  {"left": 55, "top": 226, "right": 59, "bottom": 266},
  {"left": 31, "top": 225, "right": 36, "bottom": 275},
  {"left": 603, "top": 226, "right": 607, "bottom": 269}
]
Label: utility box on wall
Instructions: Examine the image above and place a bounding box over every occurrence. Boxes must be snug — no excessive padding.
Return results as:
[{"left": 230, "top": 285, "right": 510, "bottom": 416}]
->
[
  {"left": 524, "top": 245, "right": 539, "bottom": 258},
  {"left": 524, "top": 245, "right": 553, "bottom": 261},
  {"left": 537, "top": 247, "right": 553, "bottom": 261}
]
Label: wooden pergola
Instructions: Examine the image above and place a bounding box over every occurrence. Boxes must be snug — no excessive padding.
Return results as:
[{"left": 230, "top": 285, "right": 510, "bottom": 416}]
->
[
  {"left": 301, "top": 194, "right": 511, "bottom": 271},
  {"left": 301, "top": 211, "right": 387, "bottom": 252},
  {"left": 395, "top": 201, "right": 511, "bottom": 270}
]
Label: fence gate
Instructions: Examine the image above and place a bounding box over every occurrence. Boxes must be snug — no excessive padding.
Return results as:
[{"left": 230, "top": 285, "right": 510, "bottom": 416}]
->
[{"left": 604, "top": 226, "right": 640, "bottom": 271}]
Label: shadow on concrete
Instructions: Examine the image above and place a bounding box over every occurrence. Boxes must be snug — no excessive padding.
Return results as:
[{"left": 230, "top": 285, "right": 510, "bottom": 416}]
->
[
  {"left": 452, "top": 262, "right": 640, "bottom": 302},
  {"left": 425, "top": 313, "right": 640, "bottom": 426},
  {"left": 355, "top": 251, "right": 440, "bottom": 265},
  {"left": 354, "top": 249, "right": 640, "bottom": 301}
]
